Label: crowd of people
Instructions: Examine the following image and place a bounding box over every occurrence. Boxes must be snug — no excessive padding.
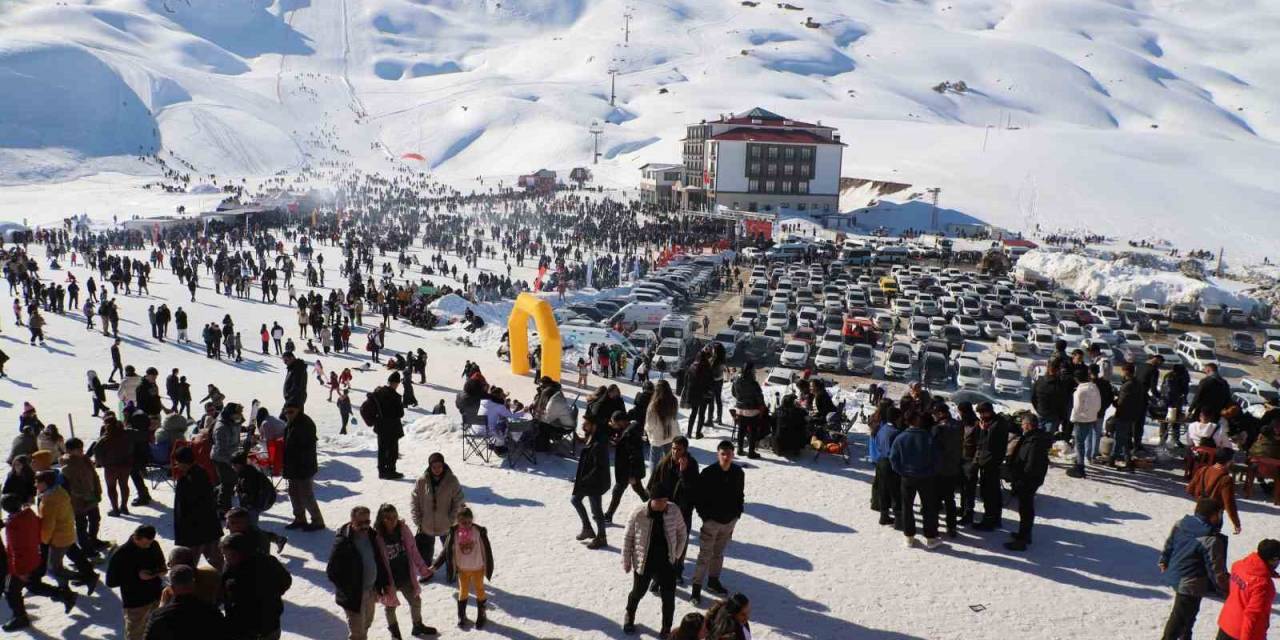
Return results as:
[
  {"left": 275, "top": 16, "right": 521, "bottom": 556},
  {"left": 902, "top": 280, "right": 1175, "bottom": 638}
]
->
[{"left": 1, "top": 166, "right": 1277, "bottom": 640}]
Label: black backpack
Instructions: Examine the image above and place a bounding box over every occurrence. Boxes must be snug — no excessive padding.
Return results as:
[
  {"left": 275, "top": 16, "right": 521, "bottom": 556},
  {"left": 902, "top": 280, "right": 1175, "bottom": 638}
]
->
[{"left": 360, "top": 390, "right": 383, "bottom": 427}]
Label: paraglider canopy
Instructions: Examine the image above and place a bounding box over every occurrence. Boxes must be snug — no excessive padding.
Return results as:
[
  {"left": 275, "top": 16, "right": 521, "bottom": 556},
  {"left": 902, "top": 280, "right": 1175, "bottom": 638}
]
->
[{"left": 401, "top": 152, "right": 426, "bottom": 162}]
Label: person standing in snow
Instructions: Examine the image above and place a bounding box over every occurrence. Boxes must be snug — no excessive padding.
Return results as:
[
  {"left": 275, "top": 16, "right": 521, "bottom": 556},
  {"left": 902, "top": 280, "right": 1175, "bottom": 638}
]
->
[
  {"left": 1157, "top": 498, "right": 1228, "bottom": 640},
  {"left": 410, "top": 452, "right": 465, "bottom": 575},
  {"left": 690, "top": 440, "right": 744, "bottom": 604},
  {"left": 1003, "top": 414, "right": 1052, "bottom": 552},
  {"left": 373, "top": 504, "right": 439, "bottom": 638},
  {"left": 367, "top": 373, "right": 406, "bottom": 480},
  {"left": 621, "top": 487, "right": 687, "bottom": 638},
  {"left": 431, "top": 507, "right": 494, "bottom": 630},
  {"left": 573, "top": 410, "right": 612, "bottom": 550},
  {"left": 1216, "top": 539, "right": 1280, "bottom": 640},
  {"left": 282, "top": 350, "right": 308, "bottom": 409}
]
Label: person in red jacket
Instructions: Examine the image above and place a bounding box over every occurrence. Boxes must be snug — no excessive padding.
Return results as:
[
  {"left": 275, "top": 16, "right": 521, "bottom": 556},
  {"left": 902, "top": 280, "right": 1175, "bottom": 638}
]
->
[
  {"left": 2, "top": 492, "right": 76, "bottom": 631},
  {"left": 1218, "top": 539, "right": 1280, "bottom": 640}
]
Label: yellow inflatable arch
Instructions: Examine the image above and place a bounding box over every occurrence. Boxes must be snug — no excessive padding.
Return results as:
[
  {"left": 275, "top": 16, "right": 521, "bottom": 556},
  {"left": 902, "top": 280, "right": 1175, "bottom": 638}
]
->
[{"left": 508, "top": 293, "right": 561, "bottom": 381}]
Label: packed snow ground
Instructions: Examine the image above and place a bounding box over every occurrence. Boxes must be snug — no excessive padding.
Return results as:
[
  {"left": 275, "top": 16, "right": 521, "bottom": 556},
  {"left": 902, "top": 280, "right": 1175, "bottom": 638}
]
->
[
  {"left": 3, "top": 0, "right": 1280, "bottom": 257},
  {"left": 3, "top": 237, "right": 1280, "bottom": 639}
]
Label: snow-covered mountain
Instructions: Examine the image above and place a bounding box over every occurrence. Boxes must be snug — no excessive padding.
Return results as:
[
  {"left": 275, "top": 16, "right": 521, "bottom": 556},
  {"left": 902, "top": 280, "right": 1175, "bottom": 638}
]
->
[{"left": 2, "top": 0, "right": 1278, "bottom": 254}]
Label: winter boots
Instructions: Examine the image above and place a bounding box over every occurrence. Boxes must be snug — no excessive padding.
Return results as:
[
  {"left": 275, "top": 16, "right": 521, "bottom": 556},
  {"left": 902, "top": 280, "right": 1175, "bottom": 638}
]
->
[
  {"left": 690, "top": 583, "right": 702, "bottom": 605},
  {"left": 706, "top": 577, "right": 727, "bottom": 596},
  {"left": 586, "top": 533, "right": 608, "bottom": 549},
  {"left": 475, "top": 599, "right": 488, "bottom": 630},
  {"left": 456, "top": 599, "right": 469, "bottom": 628},
  {"left": 410, "top": 622, "right": 438, "bottom": 637},
  {"left": 390, "top": 623, "right": 402, "bottom": 640},
  {"left": 622, "top": 610, "right": 637, "bottom": 634},
  {"left": 576, "top": 525, "right": 595, "bottom": 541}
]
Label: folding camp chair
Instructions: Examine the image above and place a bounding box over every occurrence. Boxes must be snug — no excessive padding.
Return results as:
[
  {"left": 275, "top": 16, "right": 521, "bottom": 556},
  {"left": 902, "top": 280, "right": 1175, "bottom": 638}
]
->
[
  {"left": 504, "top": 420, "right": 538, "bottom": 468},
  {"left": 461, "top": 413, "right": 496, "bottom": 464},
  {"left": 250, "top": 438, "right": 287, "bottom": 490},
  {"left": 545, "top": 394, "right": 582, "bottom": 460},
  {"left": 145, "top": 440, "right": 177, "bottom": 490}
]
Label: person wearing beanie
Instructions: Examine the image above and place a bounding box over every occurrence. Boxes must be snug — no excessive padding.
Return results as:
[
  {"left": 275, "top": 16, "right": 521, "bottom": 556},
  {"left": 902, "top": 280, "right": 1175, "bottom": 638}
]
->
[
  {"left": 411, "top": 452, "right": 465, "bottom": 574},
  {"left": 1217, "top": 539, "right": 1280, "bottom": 640},
  {"left": 621, "top": 485, "right": 687, "bottom": 638},
  {"left": 143, "top": 565, "right": 227, "bottom": 639}
]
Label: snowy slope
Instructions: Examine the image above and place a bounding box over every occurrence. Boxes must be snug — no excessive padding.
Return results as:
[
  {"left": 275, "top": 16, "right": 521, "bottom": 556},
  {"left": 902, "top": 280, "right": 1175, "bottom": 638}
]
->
[{"left": 2, "top": 0, "right": 1280, "bottom": 254}]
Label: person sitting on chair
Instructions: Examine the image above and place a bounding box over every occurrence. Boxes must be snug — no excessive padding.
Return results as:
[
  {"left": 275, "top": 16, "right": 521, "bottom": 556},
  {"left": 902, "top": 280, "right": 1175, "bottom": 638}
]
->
[
  {"left": 772, "top": 395, "right": 809, "bottom": 458},
  {"left": 530, "top": 378, "right": 574, "bottom": 452}
]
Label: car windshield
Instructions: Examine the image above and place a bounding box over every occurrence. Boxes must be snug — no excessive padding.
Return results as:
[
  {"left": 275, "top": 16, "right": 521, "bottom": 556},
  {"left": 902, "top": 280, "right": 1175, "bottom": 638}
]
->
[
  {"left": 767, "top": 373, "right": 792, "bottom": 386},
  {"left": 819, "top": 348, "right": 839, "bottom": 357},
  {"left": 889, "top": 351, "right": 910, "bottom": 364},
  {"left": 995, "top": 368, "right": 1020, "bottom": 381},
  {"left": 715, "top": 332, "right": 736, "bottom": 342},
  {"left": 657, "top": 345, "right": 679, "bottom": 357},
  {"left": 960, "top": 365, "right": 982, "bottom": 377},
  {"left": 1193, "top": 348, "right": 1214, "bottom": 359},
  {"left": 785, "top": 344, "right": 806, "bottom": 353},
  {"left": 852, "top": 346, "right": 872, "bottom": 358}
]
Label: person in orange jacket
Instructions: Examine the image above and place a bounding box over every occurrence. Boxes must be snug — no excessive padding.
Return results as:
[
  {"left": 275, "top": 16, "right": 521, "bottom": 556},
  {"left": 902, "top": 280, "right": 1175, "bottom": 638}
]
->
[
  {"left": 3, "top": 492, "right": 76, "bottom": 631},
  {"left": 1217, "top": 539, "right": 1280, "bottom": 640}
]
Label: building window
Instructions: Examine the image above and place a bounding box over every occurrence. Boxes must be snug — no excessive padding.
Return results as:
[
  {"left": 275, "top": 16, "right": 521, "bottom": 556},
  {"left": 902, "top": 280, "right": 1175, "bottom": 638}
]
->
[
  {"left": 798, "top": 181, "right": 809, "bottom": 194},
  {"left": 784, "top": 147, "right": 795, "bottom": 160},
  {"left": 784, "top": 164, "right": 794, "bottom": 176},
  {"left": 782, "top": 182, "right": 792, "bottom": 193},
  {"left": 748, "top": 179, "right": 759, "bottom": 192},
  {"left": 767, "top": 147, "right": 778, "bottom": 160},
  {"left": 801, "top": 147, "right": 811, "bottom": 160},
  {"left": 766, "top": 164, "right": 777, "bottom": 176},
  {"left": 750, "top": 145, "right": 761, "bottom": 159},
  {"left": 765, "top": 180, "right": 775, "bottom": 192},
  {"left": 750, "top": 162, "right": 760, "bottom": 174}
]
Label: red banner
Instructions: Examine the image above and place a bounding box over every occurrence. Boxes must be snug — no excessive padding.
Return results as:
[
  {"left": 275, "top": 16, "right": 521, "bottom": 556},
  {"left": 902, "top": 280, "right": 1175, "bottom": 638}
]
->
[{"left": 743, "top": 219, "right": 773, "bottom": 240}]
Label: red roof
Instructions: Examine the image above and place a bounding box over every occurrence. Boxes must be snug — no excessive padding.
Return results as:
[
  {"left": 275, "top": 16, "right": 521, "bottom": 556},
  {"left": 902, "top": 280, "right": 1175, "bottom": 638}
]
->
[
  {"left": 717, "top": 108, "right": 827, "bottom": 128},
  {"left": 709, "top": 128, "right": 844, "bottom": 145},
  {"left": 1001, "top": 239, "right": 1039, "bottom": 248}
]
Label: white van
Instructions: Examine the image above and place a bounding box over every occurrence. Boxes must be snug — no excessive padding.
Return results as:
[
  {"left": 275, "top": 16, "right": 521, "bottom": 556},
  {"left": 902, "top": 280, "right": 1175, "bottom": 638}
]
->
[
  {"left": 607, "top": 302, "right": 672, "bottom": 332},
  {"left": 1176, "top": 331, "right": 1217, "bottom": 352},
  {"left": 658, "top": 313, "right": 699, "bottom": 348},
  {"left": 1176, "top": 342, "right": 1219, "bottom": 372},
  {"left": 875, "top": 245, "right": 909, "bottom": 265}
]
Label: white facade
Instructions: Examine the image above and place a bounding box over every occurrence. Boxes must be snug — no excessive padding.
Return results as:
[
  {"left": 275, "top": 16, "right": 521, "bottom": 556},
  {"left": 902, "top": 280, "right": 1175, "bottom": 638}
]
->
[{"left": 711, "top": 141, "right": 748, "bottom": 193}]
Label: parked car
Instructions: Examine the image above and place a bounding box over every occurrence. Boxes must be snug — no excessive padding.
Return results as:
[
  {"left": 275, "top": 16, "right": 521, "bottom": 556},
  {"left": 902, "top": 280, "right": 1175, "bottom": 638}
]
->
[
  {"left": 921, "top": 352, "right": 950, "bottom": 388},
  {"left": 1229, "top": 331, "right": 1257, "bottom": 354},
  {"left": 1144, "top": 342, "right": 1183, "bottom": 366},
  {"left": 883, "top": 341, "right": 914, "bottom": 380},
  {"left": 1177, "top": 331, "right": 1218, "bottom": 352},
  {"left": 998, "top": 333, "right": 1031, "bottom": 356},
  {"left": 979, "top": 320, "right": 1008, "bottom": 340},
  {"left": 991, "top": 354, "right": 1025, "bottom": 397},
  {"left": 1175, "top": 341, "right": 1218, "bottom": 372},
  {"left": 952, "top": 315, "right": 981, "bottom": 338},
  {"left": 652, "top": 338, "right": 688, "bottom": 372},
  {"left": 955, "top": 356, "right": 985, "bottom": 390},
  {"left": 1240, "top": 378, "right": 1280, "bottom": 404},
  {"left": 1056, "top": 320, "right": 1084, "bottom": 344},
  {"left": 1266, "top": 340, "right": 1280, "bottom": 364},
  {"left": 713, "top": 330, "right": 746, "bottom": 359},
  {"left": 845, "top": 343, "right": 875, "bottom": 375},
  {"left": 1029, "top": 327, "right": 1056, "bottom": 354},
  {"left": 814, "top": 343, "right": 844, "bottom": 373},
  {"left": 779, "top": 340, "right": 811, "bottom": 368}
]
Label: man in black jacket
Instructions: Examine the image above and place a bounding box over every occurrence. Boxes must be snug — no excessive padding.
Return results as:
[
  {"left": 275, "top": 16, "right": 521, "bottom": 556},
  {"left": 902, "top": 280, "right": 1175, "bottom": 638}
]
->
[
  {"left": 369, "top": 373, "right": 406, "bottom": 479},
  {"left": 1004, "top": 415, "right": 1052, "bottom": 552},
  {"left": 220, "top": 532, "right": 292, "bottom": 640},
  {"left": 165, "top": 368, "right": 182, "bottom": 413},
  {"left": 1189, "top": 363, "right": 1230, "bottom": 421},
  {"left": 1031, "top": 360, "right": 1072, "bottom": 441},
  {"left": 326, "top": 506, "right": 391, "bottom": 640},
  {"left": 106, "top": 525, "right": 166, "bottom": 640},
  {"left": 1113, "top": 363, "right": 1146, "bottom": 471},
  {"left": 282, "top": 403, "right": 324, "bottom": 531},
  {"left": 282, "top": 351, "right": 308, "bottom": 409},
  {"left": 646, "top": 436, "right": 699, "bottom": 582},
  {"left": 1135, "top": 355, "right": 1164, "bottom": 452},
  {"left": 691, "top": 440, "right": 745, "bottom": 604},
  {"left": 137, "top": 367, "right": 164, "bottom": 423},
  {"left": 143, "top": 565, "right": 227, "bottom": 640},
  {"left": 971, "top": 402, "right": 1010, "bottom": 532},
  {"left": 172, "top": 447, "right": 223, "bottom": 570}
]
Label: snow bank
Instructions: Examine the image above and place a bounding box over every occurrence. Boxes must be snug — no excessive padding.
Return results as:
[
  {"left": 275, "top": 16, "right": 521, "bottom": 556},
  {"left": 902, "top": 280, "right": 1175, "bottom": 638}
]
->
[
  {"left": 1018, "top": 250, "right": 1263, "bottom": 311},
  {"left": 405, "top": 414, "right": 458, "bottom": 439}
]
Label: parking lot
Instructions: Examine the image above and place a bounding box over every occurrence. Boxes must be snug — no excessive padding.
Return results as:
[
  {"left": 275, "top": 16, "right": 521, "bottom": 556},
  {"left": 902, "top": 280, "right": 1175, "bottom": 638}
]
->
[{"left": 689, "top": 256, "right": 1280, "bottom": 413}]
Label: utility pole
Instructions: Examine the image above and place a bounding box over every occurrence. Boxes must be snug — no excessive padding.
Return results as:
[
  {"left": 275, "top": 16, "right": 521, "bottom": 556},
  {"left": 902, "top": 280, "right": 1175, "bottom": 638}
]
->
[
  {"left": 589, "top": 120, "right": 604, "bottom": 165},
  {"left": 927, "top": 187, "right": 942, "bottom": 231}
]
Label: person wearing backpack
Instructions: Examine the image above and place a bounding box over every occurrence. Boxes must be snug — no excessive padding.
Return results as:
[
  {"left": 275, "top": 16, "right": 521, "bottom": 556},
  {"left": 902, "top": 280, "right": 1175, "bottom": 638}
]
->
[{"left": 230, "top": 451, "right": 278, "bottom": 527}]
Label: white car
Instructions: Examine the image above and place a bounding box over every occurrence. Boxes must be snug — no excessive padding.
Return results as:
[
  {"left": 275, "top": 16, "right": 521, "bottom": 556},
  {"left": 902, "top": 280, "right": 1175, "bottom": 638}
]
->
[
  {"left": 764, "top": 367, "right": 800, "bottom": 389},
  {"left": 1028, "top": 307, "right": 1053, "bottom": 325},
  {"left": 652, "top": 338, "right": 687, "bottom": 372},
  {"left": 780, "top": 340, "right": 811, "bottom": 368},
  {"left": 979, "top": 320, "right": 1008, "bottom": 340},
  {"left": 1115, "top": 330, "right": 1145, "bottom": 351},
  {"left": 845, "top": 343, "right": 875, "bottom": 375},
  {"left": 713, "top": 330, "right": 744, "bottom": 359},
  {"left": 1092, "top": 306, "right": 1122, "bottom": 330},
  {"left": 1056, "top": 320, "right": 1084, "bottom": 343},
  {"left": 910, "top": 316, "right": 933, "bottom": 342},
  {"left": 1265, "top": 340, "right": 1280, "bottom": 364},
  {"left": 991, "top": 354, "right": 1025, "bottom": 397},
  {"left": 952, "top": 315, "right": 981, "bottom": 338},
  {"left": 956, "top": 356, "right": 985, "bottom": 390},
  {"left": 892, "top": 298, "right": 914, "bottom": 317},
  {"left": 1241, "top": 378, "right": 1280, "bottom": 404},
  {"left": 1144, "top": 342, "right": 1183, "bottom": 366},
  {"left": 1176, "top": 341, "right": 1218, "bottom": 372},
  {"left": 765, "top": 309, "right": 790, "bottom": 332},
  {"left": 1177, "top": 331, "right": 1218, "bottom": 352},
  {"left": 998, "top": 333, "right": 1032, "bottom": 356},
  {"left": 1087, "top": 324, "right": 1119, "bottom": 346},
  {"left": 883, "top": 342, "right": 914, "bottom": 379},
  {"left": 814, "top": 344, "right": 844, "bottom": 373},
  {"left": 1003, "top": 315, "right": 1029, "bottom": 338}
]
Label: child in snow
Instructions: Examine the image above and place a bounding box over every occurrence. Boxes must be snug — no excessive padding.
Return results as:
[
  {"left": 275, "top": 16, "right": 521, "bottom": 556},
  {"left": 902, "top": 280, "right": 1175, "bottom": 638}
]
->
[{"left": 432, "top": 508, "right": 494, "bottom": 630}]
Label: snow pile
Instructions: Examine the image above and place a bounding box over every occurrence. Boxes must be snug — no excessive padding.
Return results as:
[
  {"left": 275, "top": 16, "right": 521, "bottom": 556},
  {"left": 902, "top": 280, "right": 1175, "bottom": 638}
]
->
[
  {"left": 405, "top": 413, "right": 459, "bottom": 439},
  {"left": 1018, "top": 250, "right": 1263, "bottom": 311},
  {"left": 429, "top": 293, "right": 514, "bottom": 324}
]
